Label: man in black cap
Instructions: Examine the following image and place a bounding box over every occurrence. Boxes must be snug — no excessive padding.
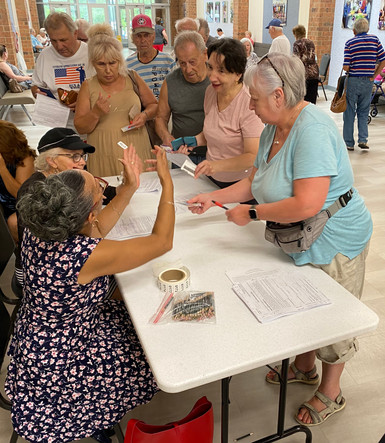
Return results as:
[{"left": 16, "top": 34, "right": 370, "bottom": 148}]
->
[{"left": 266, "top": 18, "right": 291, "bottom": 55}]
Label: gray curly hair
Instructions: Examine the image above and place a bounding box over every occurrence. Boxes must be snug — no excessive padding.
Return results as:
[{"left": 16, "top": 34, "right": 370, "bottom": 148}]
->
[
  {"left": 245, "top": 53, "right": 306, "bottom": 108},
  {"left": 17, "top": 170, "right": 94, "bottom": 242}
]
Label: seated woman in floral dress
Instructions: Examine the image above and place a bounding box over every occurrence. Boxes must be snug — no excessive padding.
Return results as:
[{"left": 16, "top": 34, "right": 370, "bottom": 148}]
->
[{"left": 6, "top": 146, "right": 175, "bottom": 443}]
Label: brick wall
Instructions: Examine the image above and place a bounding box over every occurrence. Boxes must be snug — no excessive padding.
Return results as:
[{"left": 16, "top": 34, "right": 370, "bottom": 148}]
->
[
  {"left": 169, "top": 0, "right": 181, "bottom": 43},
  {"left": 233, "top": 0, "right": 249, "bottom": 40},
  {"left": 0, "top": 1, "right": 17, "bottom": 65},
  {"left": 185, "top": 0, "right": 197, "bottom": 18},
  {"left": 15, "top": 0, "right": 36, "bottom": 69},
  {"left": 307, "top": 0, "right": 336, "bottom": 83}
]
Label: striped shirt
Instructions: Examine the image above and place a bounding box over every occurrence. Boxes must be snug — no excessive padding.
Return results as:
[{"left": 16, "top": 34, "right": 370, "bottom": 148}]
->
[
  {"left": 126, "top": 51, "right": 176, "bottom": 100},
  {"left": 344, "top": 33, "right": 385, "bottom": 77}
]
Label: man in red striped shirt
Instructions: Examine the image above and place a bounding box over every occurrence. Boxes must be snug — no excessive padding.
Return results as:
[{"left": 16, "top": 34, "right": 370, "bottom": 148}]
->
[{"left": 343, "top": 18, "right": 385, "bottom": 150}]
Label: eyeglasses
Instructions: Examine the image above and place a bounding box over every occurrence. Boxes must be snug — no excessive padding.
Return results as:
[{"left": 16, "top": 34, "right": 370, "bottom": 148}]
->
[
  {"left": 90, "top": 177, "right": 109, "bottom": 212},
  {"left": 56, "top": 153, "right": 88, "bottom": 163},
  {"left": 94, "top": 176, "right": 109, "bottom": 194},
  {"left": 258, "top": 54, "right": 285, "bottom": 89}
]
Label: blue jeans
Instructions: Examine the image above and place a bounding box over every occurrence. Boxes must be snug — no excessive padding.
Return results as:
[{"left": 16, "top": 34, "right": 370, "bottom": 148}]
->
[{"left": 343, "top": 76, "right": 373, "bottom": 147}]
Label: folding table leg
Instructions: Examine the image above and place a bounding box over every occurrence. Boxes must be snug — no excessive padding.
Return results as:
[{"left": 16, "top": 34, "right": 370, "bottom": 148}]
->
[
  {"left": 253, "top": 358, "right": 312, "bottom": 443},
  {"left": 221, "top": 377, "right": 231, "bottom": 443}
]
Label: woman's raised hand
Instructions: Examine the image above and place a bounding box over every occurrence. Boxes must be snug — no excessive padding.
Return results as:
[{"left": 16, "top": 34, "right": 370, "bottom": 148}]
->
[
  {"left": 119, "top": 144, "right": 142, "bottom": 191},
  {"left": 145, "top": 146, "right": 171, "bottom": 183}
]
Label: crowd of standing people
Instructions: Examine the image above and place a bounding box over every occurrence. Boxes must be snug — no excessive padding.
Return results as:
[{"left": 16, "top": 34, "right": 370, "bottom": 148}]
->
[{"left": 0, "top": 9, "right": 383, "bottom": 443}]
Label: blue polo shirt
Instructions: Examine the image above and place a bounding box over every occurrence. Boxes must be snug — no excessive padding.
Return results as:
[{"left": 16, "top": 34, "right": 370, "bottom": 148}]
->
[{"left": 344, "top": 33, "right": 385, "bottom": 77}]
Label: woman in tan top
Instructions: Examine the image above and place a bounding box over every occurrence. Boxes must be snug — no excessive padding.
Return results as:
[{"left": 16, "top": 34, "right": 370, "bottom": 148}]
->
[{"left": 75, "top": 24, "right": 157, "bottom": 176}]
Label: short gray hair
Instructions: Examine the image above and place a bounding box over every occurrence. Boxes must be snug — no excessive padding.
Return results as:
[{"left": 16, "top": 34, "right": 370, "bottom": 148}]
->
[
  {"left": 271, "top": 26, "right": 283, "bottom": 33},
  {"left": 353, "top": 18, "right": 369, "bottom": 34},
  {"left": 174, "top": 31, "right": 206, "bottom": 55},
  {"left": 175, "top": 17, "right": 199, "bottom": 32},
  {"left": 88, "top": 24, "right": 127, "bottom": 77},
  {"left": 34, "top": 147, "right": 63, "bottom": 172},
  {"left": 17, "top": 170, "right": 93, "bottom": 242},
  {"left": 44, "top": 12, "right": 77, "bottom": 34},
  {"left": 75, "top": 19, "right": 91, "bottom": 34},
  {"left": 245, "top": 53, "right": 306, "bottom": 108},
  {"left": 198, "top": 18, "right": 210, "bottom": 37}
]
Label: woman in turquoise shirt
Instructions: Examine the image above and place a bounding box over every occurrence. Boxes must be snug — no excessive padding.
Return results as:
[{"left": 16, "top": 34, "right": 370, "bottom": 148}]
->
[{"left": 188, "top": 53, "right": 372, "bottom": 427}]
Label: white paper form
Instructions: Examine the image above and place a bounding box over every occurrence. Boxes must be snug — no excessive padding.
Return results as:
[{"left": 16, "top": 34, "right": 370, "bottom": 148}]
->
[
  {"left": 226, "top": 268, "right": 331, "bottom": 323},
  {"left": 136, "top": 176, "right": 161, "bottom": 193},
  {"left": 32, "top": 94, "right": 70, "bottom": 127},
  {"left": 106, "top": 215, "right": 156, "bottom": 240},
  {"left": 166, "top": 152, "right": 197, "bottom": 176}
]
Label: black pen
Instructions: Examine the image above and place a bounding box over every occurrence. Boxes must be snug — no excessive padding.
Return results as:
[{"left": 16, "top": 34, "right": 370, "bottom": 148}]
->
[
  {"left": 212, "top": 200, "right": 229, "bottom": 210},
  {"left": 234, "top": 432, "right": 254, "bottom": 441}
]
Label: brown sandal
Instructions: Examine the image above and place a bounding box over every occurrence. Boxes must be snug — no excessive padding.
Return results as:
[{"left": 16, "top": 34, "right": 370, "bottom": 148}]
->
[{"left": 266, "top": 362, "right": 319, "bottom": 385}]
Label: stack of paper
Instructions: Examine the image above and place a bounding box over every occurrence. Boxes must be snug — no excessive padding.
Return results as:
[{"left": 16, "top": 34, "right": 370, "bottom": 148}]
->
[{"left": 226, "top": 268, "right": 331, "bottom": 323}]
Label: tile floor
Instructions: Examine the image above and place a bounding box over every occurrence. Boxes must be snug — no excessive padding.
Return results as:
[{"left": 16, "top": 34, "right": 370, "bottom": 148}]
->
[{"left": 0, "top": 89, "right": 384, "bottom": 443}]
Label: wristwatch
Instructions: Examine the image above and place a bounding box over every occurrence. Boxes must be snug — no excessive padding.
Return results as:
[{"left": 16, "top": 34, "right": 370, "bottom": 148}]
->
[{"left": 249, "top": 204, "right": 258, "bottom": 220}]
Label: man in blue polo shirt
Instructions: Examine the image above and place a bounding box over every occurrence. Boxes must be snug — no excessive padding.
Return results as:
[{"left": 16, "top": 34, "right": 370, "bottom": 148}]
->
[{"left": 343, "top": 18, "right": 385, "bottom": 150}]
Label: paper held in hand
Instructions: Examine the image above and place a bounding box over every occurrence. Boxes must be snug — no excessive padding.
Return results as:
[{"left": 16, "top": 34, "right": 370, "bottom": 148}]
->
[
  {"left": 32, "top": 93, "right": 70, "bottom": 127},
  {"left": 166, "top": 152, "right": 197, "bottom": 177},
  {"left": 226, "top": 267, "right": 331, "bottom": 323}
]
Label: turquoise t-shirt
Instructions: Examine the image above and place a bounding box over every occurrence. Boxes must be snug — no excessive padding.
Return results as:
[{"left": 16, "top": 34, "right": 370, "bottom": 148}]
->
[{"left": 251, "top": 104, "right": 372, "bottom": 265}]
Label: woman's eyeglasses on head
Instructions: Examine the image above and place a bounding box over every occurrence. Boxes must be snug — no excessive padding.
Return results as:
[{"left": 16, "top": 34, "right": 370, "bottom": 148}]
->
[{"left": 258, "top": 54, "right": 285, "bottom": 89}]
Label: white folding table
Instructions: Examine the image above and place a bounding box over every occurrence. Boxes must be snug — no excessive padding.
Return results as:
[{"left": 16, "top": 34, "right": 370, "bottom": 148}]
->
[{"left": 113, "top": 170, "right": 378, "bottom": 443}]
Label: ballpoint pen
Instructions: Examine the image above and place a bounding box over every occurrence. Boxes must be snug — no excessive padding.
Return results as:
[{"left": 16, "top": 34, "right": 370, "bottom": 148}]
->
[{"left": 212, "top": 200, "right": 229, "bottom": 210}]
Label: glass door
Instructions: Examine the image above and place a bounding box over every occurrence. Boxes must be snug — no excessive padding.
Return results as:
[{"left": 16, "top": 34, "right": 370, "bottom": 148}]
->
[
  {"left": 89, "top": 4, "right": 108, "bottom": 25},
  {"left": 152, "top": 6, "right": 170, "bottom": 45},
  {"left": 118, "top": 5, "right": 143, "bottom": 49}
]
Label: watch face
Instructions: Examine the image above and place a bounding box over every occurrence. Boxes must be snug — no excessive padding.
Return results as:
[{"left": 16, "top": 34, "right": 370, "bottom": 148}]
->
[{"left": 249, "top": 207, "right": 257, "bottom": 219}]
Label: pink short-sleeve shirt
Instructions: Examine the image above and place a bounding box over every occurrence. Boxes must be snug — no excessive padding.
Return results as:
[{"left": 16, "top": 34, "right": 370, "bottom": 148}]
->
[{"left": 203, "top": 83, "right": 264, "bottom": 183}]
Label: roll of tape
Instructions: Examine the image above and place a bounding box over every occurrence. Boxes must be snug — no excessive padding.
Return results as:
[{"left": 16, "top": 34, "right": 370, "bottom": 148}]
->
[{"left": 157, "top": 266, "right": 191, "bottom": 293}]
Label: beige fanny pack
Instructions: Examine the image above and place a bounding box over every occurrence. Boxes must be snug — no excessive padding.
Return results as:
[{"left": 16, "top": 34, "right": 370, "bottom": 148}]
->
[{"left": 265, "top": 189, "right": 354, "bottom": 254}]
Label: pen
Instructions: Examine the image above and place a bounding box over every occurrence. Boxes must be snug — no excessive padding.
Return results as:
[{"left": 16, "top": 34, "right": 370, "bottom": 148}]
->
[
  {"left": 212, "top": 200, "right": 229, "bottom": 210},
  {"left": 234, "top": 433, "right": 254, "bottom": 441},
  {"left": 175, "top": 201, "right": 202, "bottom": 207},
  {"left": 153, "top": 293, "right": 173, "bottom": 324}
]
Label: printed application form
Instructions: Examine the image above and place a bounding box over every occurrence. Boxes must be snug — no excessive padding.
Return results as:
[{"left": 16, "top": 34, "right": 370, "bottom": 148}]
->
[
  {"left": 32, "top": 94, "right": 70, "bottom": 127},
  {"left": 226, "top": 268, "right": 331, "bottom": 323}
]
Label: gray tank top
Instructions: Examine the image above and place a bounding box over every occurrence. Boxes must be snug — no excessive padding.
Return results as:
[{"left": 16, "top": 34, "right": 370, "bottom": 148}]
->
[{"left": 167, "top": 68, "right": 210, "bottom": 139}]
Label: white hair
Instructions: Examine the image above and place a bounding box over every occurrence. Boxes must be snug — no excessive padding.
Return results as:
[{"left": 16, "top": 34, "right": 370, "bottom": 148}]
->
[{"left": 245, "top": 53, "right": 306, "bottom": 108}]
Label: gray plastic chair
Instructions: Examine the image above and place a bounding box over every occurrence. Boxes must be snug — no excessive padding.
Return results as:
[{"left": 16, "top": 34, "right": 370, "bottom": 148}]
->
[{"left": 318, "top": 54, "right": 331, "bottom": 101}]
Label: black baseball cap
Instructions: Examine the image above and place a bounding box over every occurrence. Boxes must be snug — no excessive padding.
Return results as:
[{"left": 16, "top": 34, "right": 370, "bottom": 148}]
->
[{"left": 37, "top": 128, "right": 95, "bottom": 154}]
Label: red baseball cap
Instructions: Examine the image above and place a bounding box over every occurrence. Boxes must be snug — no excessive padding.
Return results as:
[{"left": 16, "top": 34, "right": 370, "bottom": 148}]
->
[{"left": 132, "top": 14, "right": 154, "bottom": 34}]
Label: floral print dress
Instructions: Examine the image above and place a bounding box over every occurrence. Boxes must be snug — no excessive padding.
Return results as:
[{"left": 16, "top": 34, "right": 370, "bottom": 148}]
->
[{"left": 5, "top": 230, "right": 158, "bottom": 443}]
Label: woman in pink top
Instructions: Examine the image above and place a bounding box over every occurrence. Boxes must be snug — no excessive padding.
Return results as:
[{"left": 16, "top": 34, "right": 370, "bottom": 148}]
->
[{"left": 178, "top": 38, "right": 264, "bottom": 188}]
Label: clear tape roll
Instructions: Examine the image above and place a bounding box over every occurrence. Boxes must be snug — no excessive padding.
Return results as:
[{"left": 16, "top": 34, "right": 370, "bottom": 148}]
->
[{"left": 157, "top": 266, "right": 191, "bottom": 293}]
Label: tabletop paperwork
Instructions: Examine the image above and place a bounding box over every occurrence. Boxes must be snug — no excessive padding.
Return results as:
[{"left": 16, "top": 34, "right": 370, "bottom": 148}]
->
[{"left": 226, "top": 267, "right": 331, "bottom": 323}]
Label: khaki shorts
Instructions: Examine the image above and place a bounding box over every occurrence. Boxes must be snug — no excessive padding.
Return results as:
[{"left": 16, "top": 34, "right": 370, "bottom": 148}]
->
[{"left": 312, "top": 242, "right": 370, "bottom": 364}]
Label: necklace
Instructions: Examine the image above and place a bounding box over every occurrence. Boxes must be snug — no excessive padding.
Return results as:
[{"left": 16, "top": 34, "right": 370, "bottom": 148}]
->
[{"left": 273, "top": 140, "right": 280, "bottom": 144}]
